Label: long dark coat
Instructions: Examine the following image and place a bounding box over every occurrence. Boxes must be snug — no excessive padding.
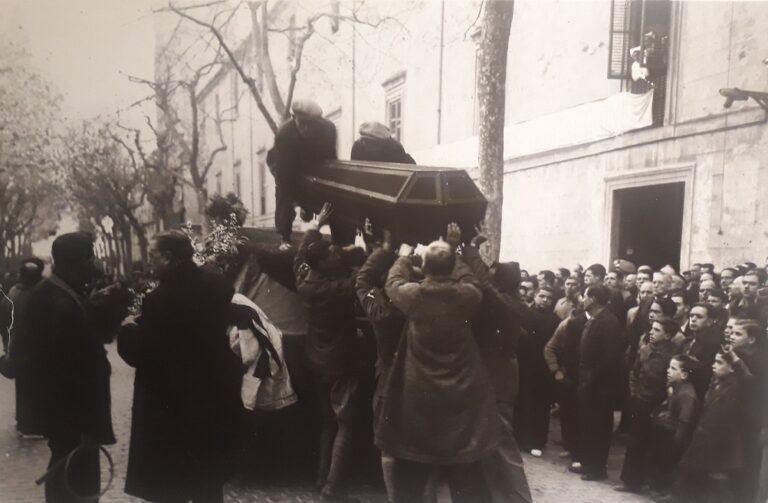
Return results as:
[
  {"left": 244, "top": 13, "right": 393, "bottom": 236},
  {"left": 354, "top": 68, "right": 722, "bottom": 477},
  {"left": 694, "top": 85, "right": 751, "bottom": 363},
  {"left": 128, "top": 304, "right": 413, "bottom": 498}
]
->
[
  {"left": 4, "top": 282, "right": 47, "bottom": 434},
  {"left": 376, "top": 257, "right": 500, "bottom": 464},
  {"left": 117, "top": 261, "right": 241, "bottom": 502},
  {"left": 24, "top": 275, "right": 115, "bottom": 444}
]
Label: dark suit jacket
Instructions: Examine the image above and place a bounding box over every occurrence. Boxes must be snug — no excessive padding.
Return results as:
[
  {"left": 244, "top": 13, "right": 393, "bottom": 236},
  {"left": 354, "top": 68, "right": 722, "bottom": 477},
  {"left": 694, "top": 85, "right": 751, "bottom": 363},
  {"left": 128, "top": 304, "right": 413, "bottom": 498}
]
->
[{"left": 578, "top": 308, "right": 623, "bottom": 401}]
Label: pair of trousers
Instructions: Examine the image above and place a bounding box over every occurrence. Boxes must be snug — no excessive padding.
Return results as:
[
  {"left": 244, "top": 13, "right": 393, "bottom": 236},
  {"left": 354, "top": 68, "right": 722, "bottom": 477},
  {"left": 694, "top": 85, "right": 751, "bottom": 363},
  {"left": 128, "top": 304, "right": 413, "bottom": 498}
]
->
[
  {"left": 481, "top": 403, "right": 533, "bottom": 503},
  {"left": 513, "top": 374, "right": 550, "bottom": 451},
  {"left": 393, "top": 459, "right": 490, "bottom": 503},
  {"left": 578, "top": 393, "right": 613, "bottom": 476},
  {"left": 45, "top": 438, "right": 99, "bottom": 503},
  {"left": 620, "top": 398, "right": 659, "bottom": 488},
  {"left": 274, "top": 181, "right": 296, "bottom": 241},
  {"left": 554, "top": 380, "right": 580, "bottom": 458},
  {"left": 314, "top": 374, "right": 359, "bottom": 495}
]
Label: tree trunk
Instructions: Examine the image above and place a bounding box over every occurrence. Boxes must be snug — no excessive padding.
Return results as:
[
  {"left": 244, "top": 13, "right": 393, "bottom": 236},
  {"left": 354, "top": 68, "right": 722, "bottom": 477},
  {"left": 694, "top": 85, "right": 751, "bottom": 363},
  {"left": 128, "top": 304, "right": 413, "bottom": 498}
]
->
[
  {"left": 477, "top": 0, "right": 514, "bottom": 262},
  {"left": 195, "top": 188, "right": 210, "bottom": 235}
]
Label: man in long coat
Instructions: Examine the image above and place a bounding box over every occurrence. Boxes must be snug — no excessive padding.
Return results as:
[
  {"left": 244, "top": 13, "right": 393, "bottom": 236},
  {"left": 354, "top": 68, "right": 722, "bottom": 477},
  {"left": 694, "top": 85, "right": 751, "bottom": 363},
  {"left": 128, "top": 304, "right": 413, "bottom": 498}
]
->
[
  {"left": 25, "top": 233, "right": 115, "bottom": 502},
  {"left": 573, "top": 285, "right": 623, "bottom": 481},
  {"left": 0, "top": 257, "right": 46, "bottom": 436},
  {"left": 118, "top": 231, "right": 241, "bottom": 503},
  {"left": 378, "top": 238, "right": 499, "bottom": 502}
]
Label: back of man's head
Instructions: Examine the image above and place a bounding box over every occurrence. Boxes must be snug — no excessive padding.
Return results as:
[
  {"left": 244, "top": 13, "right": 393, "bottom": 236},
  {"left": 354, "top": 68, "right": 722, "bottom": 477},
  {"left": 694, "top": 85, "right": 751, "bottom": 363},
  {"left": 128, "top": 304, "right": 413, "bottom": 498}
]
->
[
  {"left": 586, "top": 263, "right": 607, "bottom": 280},
  {"left": 52, "top": 232, "right": 94, "bottom": 268},
  {"left": 585, "top": 284, "right": 611, "bottom": 305},
  {"left": 495, "top": 261, "right": 521, "bottom": 294},
  {"left": 422, "top": 240, "right": 455, "bottom": 277},
  {"left": 154, "top": 230, "right": 196, "bottom": 262},
  {"left": 18, "top": 257, "right": 44, "bottom": 286}
]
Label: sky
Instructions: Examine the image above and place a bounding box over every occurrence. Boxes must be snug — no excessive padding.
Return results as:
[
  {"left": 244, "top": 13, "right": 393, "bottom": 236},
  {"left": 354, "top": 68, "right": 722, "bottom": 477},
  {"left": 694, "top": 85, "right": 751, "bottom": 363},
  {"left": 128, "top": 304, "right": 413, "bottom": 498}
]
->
[{"left": 1, "top": 0, "right": 156, "bottom": 127}]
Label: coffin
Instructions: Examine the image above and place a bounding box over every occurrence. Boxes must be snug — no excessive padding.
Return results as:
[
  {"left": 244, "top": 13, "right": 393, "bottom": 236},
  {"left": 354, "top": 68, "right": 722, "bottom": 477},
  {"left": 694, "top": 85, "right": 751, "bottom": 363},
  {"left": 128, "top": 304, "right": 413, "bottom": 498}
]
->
[{"left": 297, "top": 160, "right": 487, "bottom": 244}]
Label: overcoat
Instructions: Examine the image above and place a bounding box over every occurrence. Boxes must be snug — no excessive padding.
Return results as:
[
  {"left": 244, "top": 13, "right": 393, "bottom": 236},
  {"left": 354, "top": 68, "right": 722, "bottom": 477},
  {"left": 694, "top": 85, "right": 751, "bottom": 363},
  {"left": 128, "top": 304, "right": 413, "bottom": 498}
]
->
[
  {"left": 376, "top": 256, "right": 500, "bottom": 464},
  {"left": 24, "top": 275, "right": 115, "bottom": 444},
  {"left": 117, "top": 261, "right": 241, "bottom": 502}
]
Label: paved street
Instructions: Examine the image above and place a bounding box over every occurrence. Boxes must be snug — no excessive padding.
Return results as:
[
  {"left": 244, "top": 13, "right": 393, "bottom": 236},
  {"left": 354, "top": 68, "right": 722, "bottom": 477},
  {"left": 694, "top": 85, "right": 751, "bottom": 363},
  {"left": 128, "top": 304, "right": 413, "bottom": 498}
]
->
[{"left": 1, "top": 346, "right": 651, "bottom": 503}]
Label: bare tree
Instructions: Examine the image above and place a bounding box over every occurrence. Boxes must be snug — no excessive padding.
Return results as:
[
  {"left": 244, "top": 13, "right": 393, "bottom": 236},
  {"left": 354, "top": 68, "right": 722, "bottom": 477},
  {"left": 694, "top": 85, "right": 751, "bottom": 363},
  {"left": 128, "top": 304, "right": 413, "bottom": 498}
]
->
[
  {"left": 477, "top": 0, "right": 514, "bottom": 262},
  {"left": 168, "top": 0, "right": 400, "bottom": 134},
  {"left": 129, "top": 56, "right": 232, "bottom": 232}
]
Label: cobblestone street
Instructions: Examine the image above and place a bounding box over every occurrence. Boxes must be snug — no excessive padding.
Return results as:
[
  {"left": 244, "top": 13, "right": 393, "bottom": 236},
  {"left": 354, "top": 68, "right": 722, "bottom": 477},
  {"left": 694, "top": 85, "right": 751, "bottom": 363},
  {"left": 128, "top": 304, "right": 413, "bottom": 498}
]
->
[{"left": 1, "top": 346, "right": 651, "bottom": 502}]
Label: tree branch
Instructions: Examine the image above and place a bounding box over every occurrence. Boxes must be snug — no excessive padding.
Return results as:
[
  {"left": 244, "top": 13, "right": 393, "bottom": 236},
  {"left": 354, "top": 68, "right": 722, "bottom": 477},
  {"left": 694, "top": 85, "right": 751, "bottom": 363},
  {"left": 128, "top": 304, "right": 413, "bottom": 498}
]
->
[{"left": 170, "top": 2, "right": 278, "bottom": 134}]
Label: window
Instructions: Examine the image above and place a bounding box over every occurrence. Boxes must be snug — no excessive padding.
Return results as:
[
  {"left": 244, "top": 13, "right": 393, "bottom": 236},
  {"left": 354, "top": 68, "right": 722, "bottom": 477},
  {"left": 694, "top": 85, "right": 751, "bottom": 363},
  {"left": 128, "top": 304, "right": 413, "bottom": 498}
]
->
[
  {"left": 383, "top": 72, "right": 406, "bottom": 143},
  {"left": 215, "top": 171, "right": 222, "bottom": 195},
  {"left": 233, "top": 160, "right": 242, "bottom": 198},
  {"left": 608, "top": 0, "right": 671, "bottom": 125}
]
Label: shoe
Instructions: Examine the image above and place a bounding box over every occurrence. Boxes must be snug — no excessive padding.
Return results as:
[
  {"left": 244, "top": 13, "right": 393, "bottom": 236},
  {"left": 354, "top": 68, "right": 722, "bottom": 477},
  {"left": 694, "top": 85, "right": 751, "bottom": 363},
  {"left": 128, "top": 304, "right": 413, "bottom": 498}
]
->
[
  {"left": 581, "top": 472, "right": 608, "bottom": 481},
  {"left": 568, "top": 463, "right": 584, "bottom": 474},
  {"left": 558, "top": 450, "right": 572, "bottom": 459},
  {"left": 530, "top": 449, "right": 543, "bottom": 457},
  {"left": 614, "top": 484, "right": 642, "bottom": 493}
]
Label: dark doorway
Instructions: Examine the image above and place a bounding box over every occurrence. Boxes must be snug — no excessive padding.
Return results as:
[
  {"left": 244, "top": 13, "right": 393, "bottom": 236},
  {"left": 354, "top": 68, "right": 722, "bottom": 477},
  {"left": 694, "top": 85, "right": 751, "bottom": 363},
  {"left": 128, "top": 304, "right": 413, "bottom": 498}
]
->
[{"left": 611, "top": 182, "right": 684, "bottom": 271}]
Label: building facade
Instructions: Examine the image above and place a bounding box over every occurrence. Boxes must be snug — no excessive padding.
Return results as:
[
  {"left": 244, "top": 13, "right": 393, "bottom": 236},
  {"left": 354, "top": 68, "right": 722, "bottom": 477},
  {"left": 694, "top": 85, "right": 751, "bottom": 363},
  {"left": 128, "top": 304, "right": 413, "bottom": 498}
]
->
[{"left": 162, "top": 0, "right": 768, "bottom": 271}]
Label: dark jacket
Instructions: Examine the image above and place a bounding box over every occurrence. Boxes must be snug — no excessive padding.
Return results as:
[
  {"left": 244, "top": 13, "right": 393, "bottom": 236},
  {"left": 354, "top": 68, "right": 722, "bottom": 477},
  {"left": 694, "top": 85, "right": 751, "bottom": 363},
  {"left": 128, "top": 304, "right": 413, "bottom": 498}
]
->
[
  {"left": 117, "top": 261, "right": 241, "bottom": 502},
  {"left": 350, "top": 136, "right": 415, "bottom": 164},
  {"left": 461, "top": 245, "right": 526, "bottom": 404},
  {"left": 24, "top": 275, "right": 115, "bottom": 444},
  {"left": 652, "top": 380, "right": 699, "bottom": 449},
  {"left": 544, "top": 312, "right": 588, "bottom": 387},
  {"left": 630, "top": 338, "right": 677, "bottom": 404},
  {"left": 681, "top": 324, "right": 723, "bottom": 394},
  {"left": 578, "top": 308, "right": 623, "bottom": 401},
  {"left": 267, "top": 118, "right": 337, "bottom": 187},
  {"left": 377, "top": 256, "right": 499, "bottom": 464},
  {"left": 681, "top": 360, "right": 752, "bottom": 473},
  {"left": 355, "top": 247, "right": 405, "bottom": 398},
  {"left": 294, "top": 229, "right": 357, "bottom": 376}
]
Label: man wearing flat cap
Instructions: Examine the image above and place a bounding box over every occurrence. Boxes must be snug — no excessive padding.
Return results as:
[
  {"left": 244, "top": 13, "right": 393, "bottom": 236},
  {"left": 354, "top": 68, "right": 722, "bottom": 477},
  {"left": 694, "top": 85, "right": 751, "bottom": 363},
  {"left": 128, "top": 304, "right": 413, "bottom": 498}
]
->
[
  {"left": 351, "top": 121, "right": 415, "bottom": 164},
  {"left": 267, "top": 99, "right": 337, "bottom": 249},
  {"left": 24, "top": 232, "right": 116, "bottom": 502}
]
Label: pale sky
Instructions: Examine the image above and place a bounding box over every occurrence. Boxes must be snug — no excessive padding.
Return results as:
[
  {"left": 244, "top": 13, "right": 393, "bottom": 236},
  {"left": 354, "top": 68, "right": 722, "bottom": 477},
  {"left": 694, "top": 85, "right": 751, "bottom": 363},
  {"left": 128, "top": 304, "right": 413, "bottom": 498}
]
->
[{"left": 1, "top": 0, "right": 156, "bottom": 126}]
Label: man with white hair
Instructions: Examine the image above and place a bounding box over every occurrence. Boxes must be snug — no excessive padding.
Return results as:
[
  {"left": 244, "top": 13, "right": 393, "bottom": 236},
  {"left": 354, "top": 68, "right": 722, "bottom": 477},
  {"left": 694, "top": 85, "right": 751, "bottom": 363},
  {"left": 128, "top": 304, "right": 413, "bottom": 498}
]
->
[
  {"left": 267, "top": 99, "right": 337, "bottom": 249},
  {"left": 377, "top": 233, "right": 499, "bottom": 501}
]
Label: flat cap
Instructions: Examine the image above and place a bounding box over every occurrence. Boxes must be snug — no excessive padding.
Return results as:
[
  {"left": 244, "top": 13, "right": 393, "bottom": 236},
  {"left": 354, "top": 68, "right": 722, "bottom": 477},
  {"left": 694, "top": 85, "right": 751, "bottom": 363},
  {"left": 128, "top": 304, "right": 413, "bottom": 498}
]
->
[
  {"left": 359, "top": 121, "right": 391, "bottom": 140},
  {"left": 291, "top": 99, "right": 323, "bottom": 119}
]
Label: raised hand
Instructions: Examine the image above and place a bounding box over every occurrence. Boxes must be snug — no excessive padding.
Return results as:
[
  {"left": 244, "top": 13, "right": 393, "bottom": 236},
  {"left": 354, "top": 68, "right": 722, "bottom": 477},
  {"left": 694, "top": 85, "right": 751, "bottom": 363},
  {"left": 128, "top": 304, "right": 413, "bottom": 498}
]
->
[
  {"left": 471, "top": 223, "right": 488, "bottom": 248},
  {"left": 316, "top": 202, "right": 334, "bottom": 229},
  {"left": 446, "top": 222, "right": 462, "bottom": 251}
]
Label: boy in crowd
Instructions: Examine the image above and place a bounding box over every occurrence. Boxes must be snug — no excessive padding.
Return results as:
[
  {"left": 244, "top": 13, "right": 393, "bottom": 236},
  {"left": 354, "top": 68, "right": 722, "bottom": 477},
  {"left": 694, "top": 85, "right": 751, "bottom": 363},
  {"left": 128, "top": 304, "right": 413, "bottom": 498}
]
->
[
  {"left": 649, "top": 354, "right": 701, "bottom": 498},
  {"left": 673, "top": 348, "right": 752, "bottom": 503},
  {"left": 617, "top": 317, "right": 679, "bottom": 493}
]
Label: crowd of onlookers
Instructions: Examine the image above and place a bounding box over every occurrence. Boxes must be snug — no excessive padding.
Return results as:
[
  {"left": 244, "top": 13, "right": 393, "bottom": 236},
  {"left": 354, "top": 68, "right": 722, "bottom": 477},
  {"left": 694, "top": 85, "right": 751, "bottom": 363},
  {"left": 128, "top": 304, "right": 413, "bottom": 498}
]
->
[
  {"left": 1, "top": 220, "right": 766, "bottom": 503},
  {"left": 517, "top": 258, "right": 768, "bottom": 503}
]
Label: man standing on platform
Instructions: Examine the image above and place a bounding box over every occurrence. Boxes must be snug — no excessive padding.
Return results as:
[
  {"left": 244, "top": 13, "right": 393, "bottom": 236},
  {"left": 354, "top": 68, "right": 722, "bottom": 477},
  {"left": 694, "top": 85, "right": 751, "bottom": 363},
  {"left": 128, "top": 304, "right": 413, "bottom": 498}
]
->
[{"left": 267, "top": 99, "right": 337, "bottom": 249}]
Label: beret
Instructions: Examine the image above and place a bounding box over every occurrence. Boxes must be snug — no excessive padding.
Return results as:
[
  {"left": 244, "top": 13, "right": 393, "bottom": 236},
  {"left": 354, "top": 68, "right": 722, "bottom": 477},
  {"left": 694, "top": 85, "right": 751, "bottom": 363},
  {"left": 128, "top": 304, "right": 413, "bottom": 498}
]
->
[
  {"left": 359, "top": 121, "right": 391, "bottom": 140},
  {"left": 291, "top": 99, "right": 323, "bottom": 119}
]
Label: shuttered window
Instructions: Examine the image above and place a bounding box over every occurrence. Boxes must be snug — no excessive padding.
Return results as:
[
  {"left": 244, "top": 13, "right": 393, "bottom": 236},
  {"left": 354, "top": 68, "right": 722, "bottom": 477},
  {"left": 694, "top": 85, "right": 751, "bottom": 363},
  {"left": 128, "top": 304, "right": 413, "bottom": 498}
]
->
[{"left": 608, "top": 0, "right": 633, "bottom": 79}]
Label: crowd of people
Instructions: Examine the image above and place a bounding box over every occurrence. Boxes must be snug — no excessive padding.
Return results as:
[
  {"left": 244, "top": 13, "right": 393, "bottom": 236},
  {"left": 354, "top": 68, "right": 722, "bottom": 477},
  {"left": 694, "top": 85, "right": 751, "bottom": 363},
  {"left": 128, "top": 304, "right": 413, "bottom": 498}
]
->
[{"left": 0, "top": 96, "right": 766, "bottom": 503}]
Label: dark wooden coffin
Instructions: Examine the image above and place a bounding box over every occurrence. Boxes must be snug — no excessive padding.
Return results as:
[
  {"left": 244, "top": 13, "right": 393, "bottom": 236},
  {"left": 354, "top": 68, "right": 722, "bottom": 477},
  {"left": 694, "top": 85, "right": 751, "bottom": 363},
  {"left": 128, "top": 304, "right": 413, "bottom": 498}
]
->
[{"left": 297, "top": 160, "right": 487, "bottom": 244}]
